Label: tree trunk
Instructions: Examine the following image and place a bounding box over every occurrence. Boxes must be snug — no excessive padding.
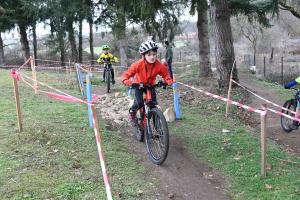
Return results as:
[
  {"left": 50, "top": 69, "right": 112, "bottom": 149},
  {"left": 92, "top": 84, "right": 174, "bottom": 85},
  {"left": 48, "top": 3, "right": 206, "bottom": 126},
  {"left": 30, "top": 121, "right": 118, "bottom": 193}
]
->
[
  {"left": 32, "top": 24, "right": 38, "bottom": 66},
  {"left": 0, "top": 33, "right": 5, "bottom": 65},
  {"left": 89, "top": 19, "right": 94, "bottom": 66},
  {"left": 116, "top": 3, "right": 128, "bottom": 67},
  {"left": 79, "top": 18, "right": 83, "bottom": 64},
  {"left": 210, "top": 0, "right": 238, "bottom": 88},
  {"left": 197, "top": 8, "right": 212, "bottom": 77},
  {"left": 119, "top": 37, "right": 127, "bottom": 67},
  {"left": 19, "top": 24, "right": 30, "bottom": 64},
  {"left": 58, "top": 29, "right": 65, "bottom": 67},
  {"left": 67, "top": 22, "right": 78, "bottom": 63}
]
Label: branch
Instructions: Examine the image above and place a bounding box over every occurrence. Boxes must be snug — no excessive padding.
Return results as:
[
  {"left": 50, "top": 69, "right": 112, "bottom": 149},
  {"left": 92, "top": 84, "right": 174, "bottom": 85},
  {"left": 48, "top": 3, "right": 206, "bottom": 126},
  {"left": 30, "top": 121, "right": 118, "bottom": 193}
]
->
[
  {"left": 0, "top": 6, "right": 6, "bottom": 14},
  {"left": 279, "top": 1, "right": 300, "bottom": 19}
]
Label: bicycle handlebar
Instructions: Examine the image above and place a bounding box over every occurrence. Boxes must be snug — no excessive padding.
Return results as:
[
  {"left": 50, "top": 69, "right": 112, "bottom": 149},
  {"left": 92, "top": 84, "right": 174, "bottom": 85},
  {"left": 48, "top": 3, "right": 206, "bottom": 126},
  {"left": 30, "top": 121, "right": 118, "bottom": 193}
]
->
[
  {"left": 289, "top": 87, "right": 300, "bottom": 92},
  {"left": 130, "top": 80, "right": 167, "bottom": 90},
  {"left": 98, "top": 61, "right": 117, "bottom": 64}
]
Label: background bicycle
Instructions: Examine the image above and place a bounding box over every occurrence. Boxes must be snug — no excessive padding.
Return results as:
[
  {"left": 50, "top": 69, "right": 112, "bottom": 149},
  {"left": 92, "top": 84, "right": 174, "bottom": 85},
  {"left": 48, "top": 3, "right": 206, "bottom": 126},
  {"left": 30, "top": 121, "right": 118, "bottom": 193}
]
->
[
  {"left": 101, "top": 61, "right": 115, "bottom": 93},
  {"left": 281, "top": 87, "right": 300, "bottom": 132}
]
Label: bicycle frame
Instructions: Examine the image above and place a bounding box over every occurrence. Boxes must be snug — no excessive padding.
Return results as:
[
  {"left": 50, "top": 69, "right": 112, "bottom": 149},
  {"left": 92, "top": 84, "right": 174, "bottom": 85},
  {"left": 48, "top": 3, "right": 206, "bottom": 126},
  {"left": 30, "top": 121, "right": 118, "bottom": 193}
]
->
[
  {"left": 140, "top": 88, "right": 156, "bottom": 132},
  {"left": 131, "top": 82, "right": 163, "bottom": 131}
]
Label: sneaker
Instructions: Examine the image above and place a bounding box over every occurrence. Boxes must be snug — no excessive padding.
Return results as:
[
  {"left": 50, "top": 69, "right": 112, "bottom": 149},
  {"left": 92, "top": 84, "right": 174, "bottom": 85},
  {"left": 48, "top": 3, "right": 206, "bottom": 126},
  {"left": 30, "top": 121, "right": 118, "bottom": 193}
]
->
[
  {"left": 112, "top": 78, "right": 115, "bottom": 85},
  {"left": 128, "top": 110, "right": 138, "bottom": 126},
  {"left": 101, "top": 78, "right": 105, "bottom": 82}
]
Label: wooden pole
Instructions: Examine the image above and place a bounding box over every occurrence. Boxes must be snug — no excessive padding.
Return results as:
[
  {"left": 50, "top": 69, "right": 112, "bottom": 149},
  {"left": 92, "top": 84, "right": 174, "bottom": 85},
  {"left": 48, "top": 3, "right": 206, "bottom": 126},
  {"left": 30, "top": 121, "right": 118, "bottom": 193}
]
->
[
  {"left": 12, "top": 70, "right": 22, "bottom": 132},
  {"left": 225, "top": 77, "right": 232, "bottom": 117},
  {"left": 261, "top": 104, "right": 267, "bottom": 177},
  {"left": 225, "top": 61, "right": 236, "bottom": 117},
  {"left": 30, "top": 56, "right": 37, "bottom": 94}
]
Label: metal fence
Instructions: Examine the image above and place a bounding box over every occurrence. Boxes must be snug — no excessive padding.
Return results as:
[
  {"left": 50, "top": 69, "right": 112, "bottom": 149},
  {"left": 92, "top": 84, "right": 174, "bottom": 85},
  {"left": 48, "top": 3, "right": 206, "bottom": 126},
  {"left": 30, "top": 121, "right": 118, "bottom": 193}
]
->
[{"left": 244, "top": 54, "right": 300, "bottom": 84}]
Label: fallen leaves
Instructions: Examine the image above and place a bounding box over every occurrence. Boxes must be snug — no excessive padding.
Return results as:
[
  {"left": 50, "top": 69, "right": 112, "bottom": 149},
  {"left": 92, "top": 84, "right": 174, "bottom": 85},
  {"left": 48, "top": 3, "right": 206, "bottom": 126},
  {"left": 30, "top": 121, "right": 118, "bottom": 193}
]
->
[
  {"left": 138, "top": 190, "right": 143, "bottom": 195},
  {"left": 265, "top": 184, "right": 272, "bottom": 190},
  {"left": 266, "top": 164, "right": 273, "bottom": 170},
  {"left": 48, "top": 149, "right": 59, "bottom": 155}
]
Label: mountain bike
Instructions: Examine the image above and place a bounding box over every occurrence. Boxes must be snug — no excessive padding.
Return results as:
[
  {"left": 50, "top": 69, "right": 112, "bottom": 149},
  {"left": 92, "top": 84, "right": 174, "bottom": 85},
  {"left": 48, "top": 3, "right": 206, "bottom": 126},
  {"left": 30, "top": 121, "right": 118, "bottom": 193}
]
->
[
  {"left": 101, "top": 61, "right": 115, "bottom": 93},
  {"left": 130, "top": 81, "right": 169, "bottom": 165},
  {"left": 281, "top": 87, "right": 300, "bottom": 132}
]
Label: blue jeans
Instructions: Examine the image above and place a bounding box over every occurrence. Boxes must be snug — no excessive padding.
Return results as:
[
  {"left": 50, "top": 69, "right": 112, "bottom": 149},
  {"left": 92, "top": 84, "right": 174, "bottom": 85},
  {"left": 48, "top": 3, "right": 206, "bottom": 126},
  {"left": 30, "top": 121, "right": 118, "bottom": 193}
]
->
[{"left": 167, "top": 62, "right": 173, "bottom": 79}]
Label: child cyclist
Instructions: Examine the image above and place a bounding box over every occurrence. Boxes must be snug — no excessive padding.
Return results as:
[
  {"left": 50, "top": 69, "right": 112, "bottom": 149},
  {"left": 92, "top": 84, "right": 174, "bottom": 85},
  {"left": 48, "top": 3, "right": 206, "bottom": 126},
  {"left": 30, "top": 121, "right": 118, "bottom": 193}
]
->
[
  {"left": 284, "top": 77, "right": 300, "bottom": 130},
  {"left": 122, "top": 40, "right": 173, "bottom": 126},
  {"left": 97, "top": 44, "right": 119, "bottom": 84}
]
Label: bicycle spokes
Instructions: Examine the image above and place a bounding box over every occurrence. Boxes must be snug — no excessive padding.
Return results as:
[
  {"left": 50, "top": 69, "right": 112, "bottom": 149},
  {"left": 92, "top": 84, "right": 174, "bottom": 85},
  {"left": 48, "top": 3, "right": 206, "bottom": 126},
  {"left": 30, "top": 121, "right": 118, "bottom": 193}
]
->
[{"left": 147, "top": 112, "right": 166, "bottom": 160}]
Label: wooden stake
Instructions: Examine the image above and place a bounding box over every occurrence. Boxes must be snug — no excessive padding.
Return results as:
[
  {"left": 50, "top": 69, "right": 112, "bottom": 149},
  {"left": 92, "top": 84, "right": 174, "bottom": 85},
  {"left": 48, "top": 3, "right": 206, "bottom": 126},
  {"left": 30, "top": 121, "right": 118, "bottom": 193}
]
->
[
  {"left": 12, "top": 70, "right": 22, "bottom": 132},
  {"left": 261, "top": 104, "right": 267, "bottom": 177},
  {"left": 30, "top": 56, "right": 37, "bottom": 94},
  {"left": 225, "top": 76, "right": 232, "bottom": 117},
  {"left": 226, "top": 61, "right": 236, "bottom": 117}
]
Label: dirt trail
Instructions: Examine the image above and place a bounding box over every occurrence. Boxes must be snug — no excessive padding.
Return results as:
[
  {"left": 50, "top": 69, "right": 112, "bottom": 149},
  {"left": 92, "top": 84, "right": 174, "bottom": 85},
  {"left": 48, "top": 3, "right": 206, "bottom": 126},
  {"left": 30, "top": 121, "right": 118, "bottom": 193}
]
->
[
  {"left": 92, "top": 68, "right": 300, "bottom": 200},
  {"left": 238, "top": 70, "right": 300, "bottom": 157},
  {"left": 93, "top": 76, "right": 232, "bottom": 200}
]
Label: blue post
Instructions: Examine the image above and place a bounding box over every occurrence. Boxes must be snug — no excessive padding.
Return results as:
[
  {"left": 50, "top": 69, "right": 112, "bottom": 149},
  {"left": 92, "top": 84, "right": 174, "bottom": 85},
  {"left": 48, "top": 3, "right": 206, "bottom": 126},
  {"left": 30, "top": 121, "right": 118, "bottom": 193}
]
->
[
  {"left": 75, "top": 63, "right": 85, "bottom": 97},
  {"left": 86, "top": 74, "right": 93, "bottom": 127},
  {"left": 173, "top": 82, "right": 181, "bottom": 119},
  {"left": 128, "top": 77, "right": 134, "bottom": 96}
]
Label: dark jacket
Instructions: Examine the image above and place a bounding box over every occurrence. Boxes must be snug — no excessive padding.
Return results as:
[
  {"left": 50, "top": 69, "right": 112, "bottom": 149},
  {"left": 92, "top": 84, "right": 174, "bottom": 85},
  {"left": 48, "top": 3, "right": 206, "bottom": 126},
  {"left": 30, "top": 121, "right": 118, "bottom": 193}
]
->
[{"left": 164, "top": 45, "right": 173, "bottom": 63}]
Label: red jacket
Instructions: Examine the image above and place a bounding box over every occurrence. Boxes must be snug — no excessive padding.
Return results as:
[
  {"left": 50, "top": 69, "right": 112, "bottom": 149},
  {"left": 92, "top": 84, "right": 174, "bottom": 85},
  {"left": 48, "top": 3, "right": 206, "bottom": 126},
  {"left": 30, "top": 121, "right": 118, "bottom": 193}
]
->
[
  {"left": 122, "top": 59, "right": 172, "bottom": 85},
  {"left": 162, "top": 61, "right": 169, "bottom": 69}
]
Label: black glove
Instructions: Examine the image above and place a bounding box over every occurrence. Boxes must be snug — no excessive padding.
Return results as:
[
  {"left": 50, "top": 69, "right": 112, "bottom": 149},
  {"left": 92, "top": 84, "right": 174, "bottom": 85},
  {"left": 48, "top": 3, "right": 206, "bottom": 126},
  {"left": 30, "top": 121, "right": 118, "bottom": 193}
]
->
[{"left": 284, "top": 85, "right": 289, "bottom": 89}]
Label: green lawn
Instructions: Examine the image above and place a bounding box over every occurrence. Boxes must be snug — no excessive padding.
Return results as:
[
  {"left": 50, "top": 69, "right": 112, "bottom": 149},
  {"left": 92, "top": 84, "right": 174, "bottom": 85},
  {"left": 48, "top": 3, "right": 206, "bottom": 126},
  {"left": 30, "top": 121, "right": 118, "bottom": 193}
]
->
[{"left": 2, "top": 67, "right": 300, "bottom": 200}]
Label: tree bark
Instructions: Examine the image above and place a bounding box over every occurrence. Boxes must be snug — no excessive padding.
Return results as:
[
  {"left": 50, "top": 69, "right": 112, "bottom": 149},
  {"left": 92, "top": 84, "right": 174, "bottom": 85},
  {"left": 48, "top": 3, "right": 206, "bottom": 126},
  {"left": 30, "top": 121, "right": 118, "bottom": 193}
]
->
[
  {"left": 116, "top": 3, "right": 128, "bottom": 67},
  {"left": 197, "top": 8, "right": 212, "bottom": 77},
  {"left": 19, "top": 24, "right": 30, "bottom": 64},
  {"left": 210, "top": 0, "right": 238, "bottom": 88},
  {"left": 32, "top": 24, "right": 38, "bottom": 66},
  {"left": 58, "top": 28, "right": 65, "bottom": 67},
  {"left": 89, "top": 19, "right": 94, "bottom": 66},
  {"left": 67, "top": 22, "right": 78, "bottom": 63},
  {"left": 0, "top": 33, "right": 5, "bottom": 65},
  {"left": 79, "top": 18, "right": 83, "bottom": 64}
]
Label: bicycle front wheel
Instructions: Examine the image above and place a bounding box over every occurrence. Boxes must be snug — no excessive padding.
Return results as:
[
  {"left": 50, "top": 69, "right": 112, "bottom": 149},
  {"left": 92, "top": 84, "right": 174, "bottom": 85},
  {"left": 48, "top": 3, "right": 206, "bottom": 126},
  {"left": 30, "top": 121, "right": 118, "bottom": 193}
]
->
[
  {"left": 281, "top": 100, "right": 296, "bottom": 132},
  {"left": 145, "top": 108, "right": 169, "bottom": 165},
  {"left": 135, "top": 109, "right": 144, "bottom": 142},
  {"left": 106, "top": 70, "right": 110, "bottom": 93}
]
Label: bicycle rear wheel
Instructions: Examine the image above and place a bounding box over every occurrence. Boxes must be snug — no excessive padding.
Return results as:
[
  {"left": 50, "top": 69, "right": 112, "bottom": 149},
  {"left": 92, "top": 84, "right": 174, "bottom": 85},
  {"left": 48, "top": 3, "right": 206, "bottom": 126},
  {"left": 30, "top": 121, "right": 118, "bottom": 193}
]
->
[
  {"left": 145, "top": 108, "right": 169, "bottom": 165},
  {"left": 135, "top": 109, "right": 144, "bottom": 142},
  {"left": 281, "top": 100, "right": 296, "bottom": 132},
  {"left": 106, "top": 70, "right": 110, "bottom": 93}
]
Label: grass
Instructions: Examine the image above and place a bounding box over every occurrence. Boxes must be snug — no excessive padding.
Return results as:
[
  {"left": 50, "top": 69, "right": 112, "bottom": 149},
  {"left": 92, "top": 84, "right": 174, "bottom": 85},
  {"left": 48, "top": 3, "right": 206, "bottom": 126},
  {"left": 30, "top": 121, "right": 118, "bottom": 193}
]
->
[
  {"left": 0, "top": 69, "right": 157, "bottom": 199},
  {"left": 169, "top": 68, "right": 300, "bottom": 199},
  {"left": 169, "top": 104, "right": 300, "bottom": 199},
  {"left": 238, "top": 67, "right": 296, "bottom": 101},
  {"left": 2, "top": 67, "right": 300, "bottom": 199}
]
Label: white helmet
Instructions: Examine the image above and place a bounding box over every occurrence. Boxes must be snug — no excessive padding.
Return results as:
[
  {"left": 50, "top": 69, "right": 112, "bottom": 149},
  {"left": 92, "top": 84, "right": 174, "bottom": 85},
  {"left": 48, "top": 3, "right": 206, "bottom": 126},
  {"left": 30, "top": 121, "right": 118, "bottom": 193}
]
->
[{"left": 139, "top": 40, "right": 158, "bottom": 54}]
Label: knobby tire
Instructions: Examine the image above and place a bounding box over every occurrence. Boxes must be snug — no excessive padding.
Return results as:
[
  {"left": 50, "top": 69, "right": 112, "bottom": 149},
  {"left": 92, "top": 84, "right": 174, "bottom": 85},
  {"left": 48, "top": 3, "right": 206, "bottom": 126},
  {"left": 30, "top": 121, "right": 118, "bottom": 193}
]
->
[
  {"left": 145, "top": 108, "right": 169, "bottom": 165},
  {"left": 135, "top": 109, "right": 145, "bottom": 142},
  {"left": 106, "top": 69, "right": 110, "bottom": 93},
  {"left": 281, "top": 100, "right": 296, "bottom": 132}
]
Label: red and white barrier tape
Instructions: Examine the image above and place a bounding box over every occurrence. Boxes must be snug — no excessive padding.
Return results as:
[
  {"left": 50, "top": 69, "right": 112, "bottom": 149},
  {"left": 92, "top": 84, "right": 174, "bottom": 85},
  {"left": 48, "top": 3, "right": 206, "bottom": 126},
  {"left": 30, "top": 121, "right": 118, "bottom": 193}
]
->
[
  {"left": 17, "top": 57, "right": 31, "bottom": 71},
  {"left": 11, "top": 70, "right": 98, "bottom": 105},
  {"left": 177, "top": 82, "right": 264, "bottom": 115},
  {"left": 262, "top": 106, "right": 300, "bottom": 123},
  {"left": 90, "top": 107, "right": 112, "bottom": 200},
  {"left": 231, "top": 78, "right": 297, "bottom": 116}
]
